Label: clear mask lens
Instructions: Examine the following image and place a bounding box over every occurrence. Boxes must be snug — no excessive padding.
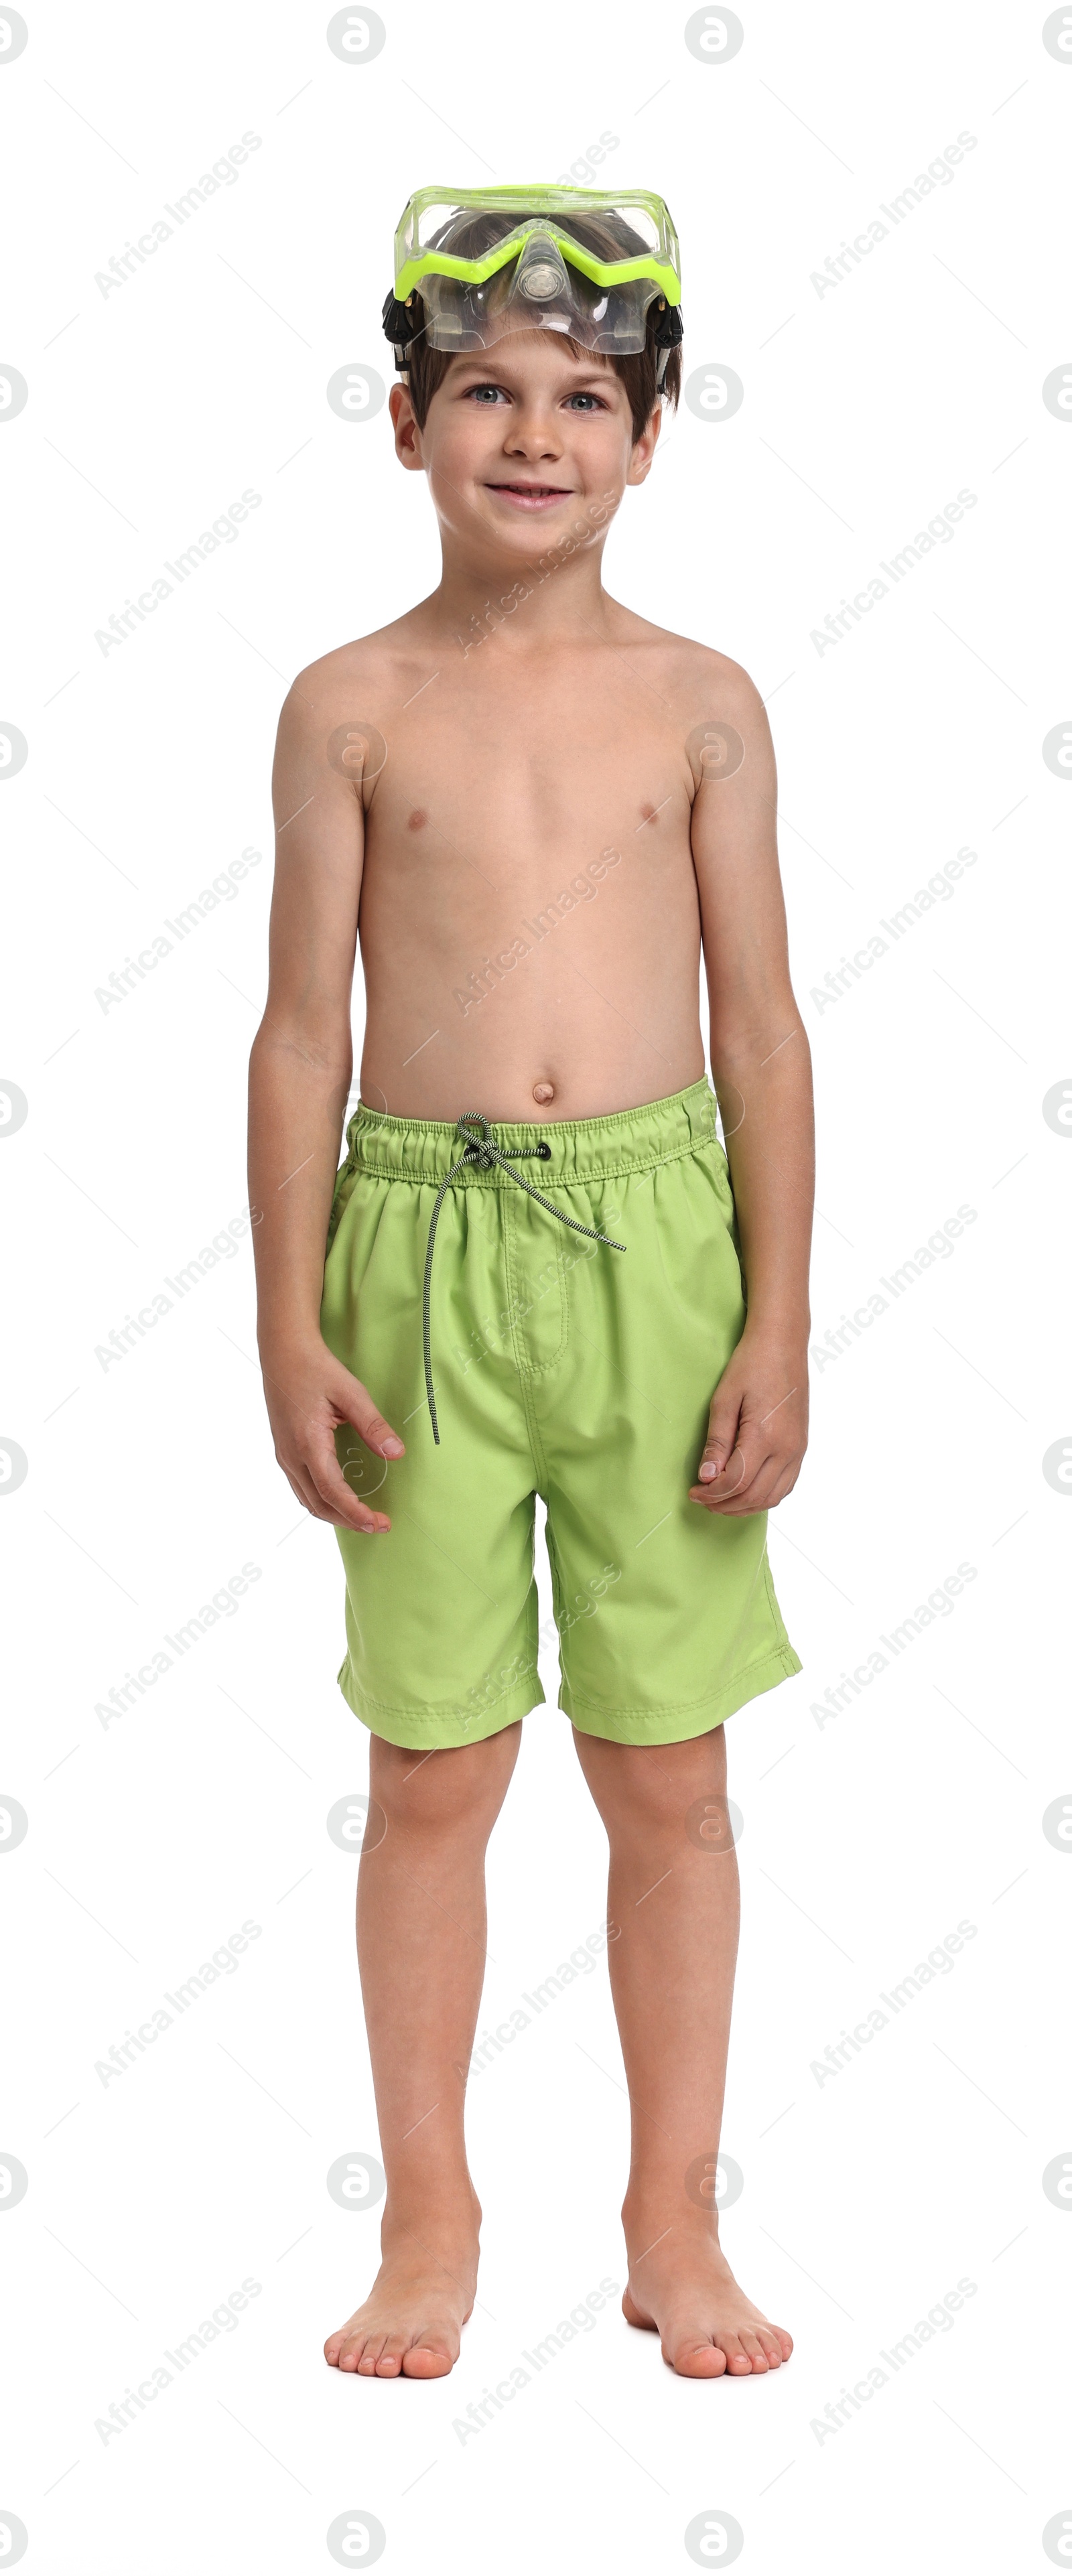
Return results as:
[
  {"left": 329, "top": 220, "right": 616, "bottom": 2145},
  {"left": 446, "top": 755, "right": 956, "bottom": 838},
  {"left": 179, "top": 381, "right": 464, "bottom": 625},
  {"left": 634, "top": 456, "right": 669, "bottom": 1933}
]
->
[{"left": 420, "top": 261, "right": 659, "bottom": 355}]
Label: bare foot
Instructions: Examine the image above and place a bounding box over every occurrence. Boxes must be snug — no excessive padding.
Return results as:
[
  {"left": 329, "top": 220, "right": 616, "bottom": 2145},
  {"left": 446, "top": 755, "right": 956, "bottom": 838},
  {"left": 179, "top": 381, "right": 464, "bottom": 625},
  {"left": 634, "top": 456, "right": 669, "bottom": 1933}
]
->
[
  {"left": 622, "top": 2224, "right": 793, "bottom": 2378},
  {"left": 325, "top": 2218, "right": 479, "bottom": 2380}
]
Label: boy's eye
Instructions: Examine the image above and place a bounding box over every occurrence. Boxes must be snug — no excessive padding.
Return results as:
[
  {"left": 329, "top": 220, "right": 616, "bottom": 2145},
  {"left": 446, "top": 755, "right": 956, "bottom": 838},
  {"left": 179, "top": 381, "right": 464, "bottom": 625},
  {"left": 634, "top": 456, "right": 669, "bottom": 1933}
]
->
[{"left": 462, "top": 382, "right": 608, "bottom": 411}]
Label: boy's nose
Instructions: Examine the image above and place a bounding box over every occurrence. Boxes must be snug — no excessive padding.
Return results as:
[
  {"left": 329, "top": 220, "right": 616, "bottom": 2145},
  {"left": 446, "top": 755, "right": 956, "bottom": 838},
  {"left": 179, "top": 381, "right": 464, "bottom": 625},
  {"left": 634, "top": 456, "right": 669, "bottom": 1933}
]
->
[{"left": 504, "top": 410, "right": 563, "bottom": 454}]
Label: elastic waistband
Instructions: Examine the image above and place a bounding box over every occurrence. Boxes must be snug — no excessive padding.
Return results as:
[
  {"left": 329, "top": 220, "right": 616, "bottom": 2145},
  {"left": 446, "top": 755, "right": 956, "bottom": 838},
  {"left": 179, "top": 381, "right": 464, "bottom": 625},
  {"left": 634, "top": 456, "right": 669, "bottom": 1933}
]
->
[{"left": 344, "top": 1079, "right": 719, "bottom": 1184}]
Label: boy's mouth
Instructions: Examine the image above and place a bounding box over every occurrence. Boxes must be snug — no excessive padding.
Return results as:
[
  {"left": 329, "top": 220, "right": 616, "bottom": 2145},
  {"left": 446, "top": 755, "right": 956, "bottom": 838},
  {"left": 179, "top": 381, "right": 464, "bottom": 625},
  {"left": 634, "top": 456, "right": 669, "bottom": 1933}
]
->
[{"left": 485, "top": 482, "right": 574, "bottom": 511}]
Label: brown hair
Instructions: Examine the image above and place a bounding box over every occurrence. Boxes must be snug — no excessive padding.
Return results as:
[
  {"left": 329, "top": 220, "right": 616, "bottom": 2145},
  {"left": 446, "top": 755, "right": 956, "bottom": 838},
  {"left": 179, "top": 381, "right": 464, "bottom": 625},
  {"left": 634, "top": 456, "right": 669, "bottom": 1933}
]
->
[{"left": 399, "top": 204, "right": 681, "bottom": 442}]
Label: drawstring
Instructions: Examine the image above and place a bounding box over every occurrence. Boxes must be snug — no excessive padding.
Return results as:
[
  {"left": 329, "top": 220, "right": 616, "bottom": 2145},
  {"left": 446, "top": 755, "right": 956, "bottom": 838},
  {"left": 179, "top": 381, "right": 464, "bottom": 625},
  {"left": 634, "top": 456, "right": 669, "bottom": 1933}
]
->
[{"left": 422, "top": 1111, "right": 625, "bottom": 1444}]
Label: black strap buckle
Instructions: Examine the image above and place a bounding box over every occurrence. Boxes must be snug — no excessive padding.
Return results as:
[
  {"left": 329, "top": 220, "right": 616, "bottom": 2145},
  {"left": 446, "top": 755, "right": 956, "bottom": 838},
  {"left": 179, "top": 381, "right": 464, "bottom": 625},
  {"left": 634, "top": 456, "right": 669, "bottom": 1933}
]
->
[{"left": 381, "top": 291, "right": 423, "bottom": 366}]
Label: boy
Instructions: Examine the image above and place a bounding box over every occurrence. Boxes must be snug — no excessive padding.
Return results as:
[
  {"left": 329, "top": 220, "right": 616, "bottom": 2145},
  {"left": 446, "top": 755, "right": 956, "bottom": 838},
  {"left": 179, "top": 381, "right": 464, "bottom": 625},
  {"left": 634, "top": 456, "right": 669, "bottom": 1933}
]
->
[{"left": 249, "top": 187, "right": 812, "bottom": 2382}]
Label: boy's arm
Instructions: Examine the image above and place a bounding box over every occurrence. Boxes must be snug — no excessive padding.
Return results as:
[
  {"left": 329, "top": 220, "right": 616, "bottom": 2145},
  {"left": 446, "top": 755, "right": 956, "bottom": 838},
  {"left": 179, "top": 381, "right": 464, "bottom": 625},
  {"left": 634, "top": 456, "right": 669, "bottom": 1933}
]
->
[
  {"left": 687, "top": 667, "right": 814, "bottom": 1514},
  {"left": 248, "top": 679, "right": 403, "bottom": 1534}
]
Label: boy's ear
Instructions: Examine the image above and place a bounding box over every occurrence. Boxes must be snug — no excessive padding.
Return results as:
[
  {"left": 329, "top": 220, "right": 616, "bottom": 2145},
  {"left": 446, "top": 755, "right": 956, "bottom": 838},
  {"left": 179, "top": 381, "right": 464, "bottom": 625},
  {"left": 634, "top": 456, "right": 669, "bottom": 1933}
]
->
[
  {"left": 626, "top": 401, "right": 662, "bottom": 487},
  {"left": 390, "top": 381, "right": 424, "bottom": 470}
]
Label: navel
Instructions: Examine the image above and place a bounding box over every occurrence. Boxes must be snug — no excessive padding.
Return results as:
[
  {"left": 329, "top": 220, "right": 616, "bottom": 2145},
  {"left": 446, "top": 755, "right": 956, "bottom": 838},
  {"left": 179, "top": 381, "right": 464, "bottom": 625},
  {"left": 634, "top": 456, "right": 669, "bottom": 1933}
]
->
[{"left": 533, "top": 1081, "right": 555, "bottom": 1105}]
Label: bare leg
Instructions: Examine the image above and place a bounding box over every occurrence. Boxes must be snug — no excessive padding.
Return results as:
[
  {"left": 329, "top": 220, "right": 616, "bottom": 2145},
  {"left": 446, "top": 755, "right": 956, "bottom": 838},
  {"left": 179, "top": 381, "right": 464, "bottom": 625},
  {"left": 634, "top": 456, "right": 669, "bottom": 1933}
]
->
[
  {"left": 325, "top": 1721, "right": 521, "bottom": 2378},
  {"left": 572, "top": 1722, "right": 793, "bottom": 2378}
]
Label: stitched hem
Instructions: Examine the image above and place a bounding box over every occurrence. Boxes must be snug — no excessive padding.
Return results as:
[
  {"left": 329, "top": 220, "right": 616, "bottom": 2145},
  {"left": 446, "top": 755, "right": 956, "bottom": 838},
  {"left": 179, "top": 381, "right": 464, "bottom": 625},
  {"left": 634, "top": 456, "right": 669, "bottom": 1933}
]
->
[
  {"left": 337, "top": 1664, "right": 545, "bottom": 1750},
  {"left": 559, "top": 1643, "right": 802, "bottom": 1744}
]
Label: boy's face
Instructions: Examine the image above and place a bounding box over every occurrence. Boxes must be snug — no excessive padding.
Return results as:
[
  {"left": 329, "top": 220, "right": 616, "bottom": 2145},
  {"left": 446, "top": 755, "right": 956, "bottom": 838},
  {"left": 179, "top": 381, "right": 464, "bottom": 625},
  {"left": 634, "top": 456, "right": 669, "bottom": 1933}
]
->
[{"left": 390, "top": 330, "right": 661, "bottom": 559}]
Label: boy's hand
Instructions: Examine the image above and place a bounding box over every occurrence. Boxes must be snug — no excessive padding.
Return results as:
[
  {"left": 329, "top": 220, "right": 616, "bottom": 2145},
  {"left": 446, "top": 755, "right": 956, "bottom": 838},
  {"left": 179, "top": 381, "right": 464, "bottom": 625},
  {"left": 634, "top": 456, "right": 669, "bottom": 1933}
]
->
[
  {"left": 689, "top": 1333, "right": 807, "bottom": 1516},
  {"left": 260, "top": 1339, "right": 404, "bottom": 1534}
]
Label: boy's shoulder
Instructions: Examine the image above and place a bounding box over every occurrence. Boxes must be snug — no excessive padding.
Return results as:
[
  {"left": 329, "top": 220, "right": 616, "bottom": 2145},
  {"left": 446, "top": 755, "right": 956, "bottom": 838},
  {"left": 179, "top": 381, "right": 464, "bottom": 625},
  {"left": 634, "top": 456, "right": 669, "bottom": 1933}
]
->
[
  {"left": 605, "top": 605, "right": 770, "bottom": 731},
  {"left": 279, "top": 610, "right": 433, "bottom": 736}
]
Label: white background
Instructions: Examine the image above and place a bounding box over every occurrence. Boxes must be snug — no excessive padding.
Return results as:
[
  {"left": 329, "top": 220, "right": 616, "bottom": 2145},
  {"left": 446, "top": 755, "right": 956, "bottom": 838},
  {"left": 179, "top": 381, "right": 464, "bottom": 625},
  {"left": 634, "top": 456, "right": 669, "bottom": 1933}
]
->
[{"left": 1, "top": 2, "right": 1069, "bottom": 2569}]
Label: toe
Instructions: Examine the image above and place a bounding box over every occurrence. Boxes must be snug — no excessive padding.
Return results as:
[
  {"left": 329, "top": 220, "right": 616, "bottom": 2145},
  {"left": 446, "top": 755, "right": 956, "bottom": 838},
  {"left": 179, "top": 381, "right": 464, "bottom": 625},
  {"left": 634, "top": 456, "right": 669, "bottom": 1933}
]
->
[
  {"left": 402, "top": 2333, "right": 456, "bottom": 2378},
  {"left": 669, "top": 2335, "right": 728, "bottom": 2378},
  {"left": 717, "top": 2332, "right": 751, "bottom": 2374},
  {"left": 375, "top": 2335, "right": 407, "bottom": 2378},
  {"left": 756, "top": 2328, "right": 783, "bottom": 2368},
  {"left": 336, "top": 2335, "right": 366, "bottom": 2374},
  {"left": 738, "top": 2330, "right": 768, "bottom": 2372},
  {"left": 357, "top": 2334, "right": 387, "bottom": 2376},
  {"left": 775, "top": 2325, "right": 793, "bottom": 2360}
]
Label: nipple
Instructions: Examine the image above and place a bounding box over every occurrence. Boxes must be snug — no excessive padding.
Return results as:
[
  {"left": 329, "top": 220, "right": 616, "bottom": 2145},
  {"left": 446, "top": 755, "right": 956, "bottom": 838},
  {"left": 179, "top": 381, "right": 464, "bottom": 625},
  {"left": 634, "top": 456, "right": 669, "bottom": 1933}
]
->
[{"left": 533, "top": 1081, "right": 555, "bottom": 1105}]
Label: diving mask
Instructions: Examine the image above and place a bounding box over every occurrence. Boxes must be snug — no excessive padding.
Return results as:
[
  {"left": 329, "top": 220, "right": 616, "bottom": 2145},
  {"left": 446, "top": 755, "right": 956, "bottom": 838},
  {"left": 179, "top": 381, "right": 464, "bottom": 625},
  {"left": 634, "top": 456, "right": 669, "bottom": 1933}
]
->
[{"left": 383, "top": 184, "right": 683, "bottom": 377}]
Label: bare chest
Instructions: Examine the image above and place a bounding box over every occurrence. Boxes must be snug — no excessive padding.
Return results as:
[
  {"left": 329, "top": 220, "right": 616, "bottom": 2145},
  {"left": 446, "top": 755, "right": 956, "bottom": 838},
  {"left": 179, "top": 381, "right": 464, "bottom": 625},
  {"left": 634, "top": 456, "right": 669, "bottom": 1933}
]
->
[{"left": 362, "top": 664, "right": 694, "bottom": 897}]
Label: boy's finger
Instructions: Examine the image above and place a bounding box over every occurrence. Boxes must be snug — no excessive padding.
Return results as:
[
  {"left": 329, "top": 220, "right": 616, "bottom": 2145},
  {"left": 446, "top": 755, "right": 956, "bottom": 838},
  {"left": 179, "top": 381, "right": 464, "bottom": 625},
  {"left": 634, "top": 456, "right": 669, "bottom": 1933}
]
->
[
  {"left": 284, "top": 1462, "right": 328, "bottom": 1520},
  {"left": 697, "top": 1434, "right": 748, "bottom": 1492},
  {"left": 337, "top": 1380, "right": 405, "bottom": 1460},
  {"left": 691, "top": 1482, "right": 764, "bottom": 1514},
  {"left": 302, "top": 1433, "right": 392, "bottom": 1533},
  {"left": 689, "top": 1436, "right": 766, "bottom": 1509},
  {"left": 313, "top": 1470, "right": 391, "bottom": 1533},
  {"left": 697, "top": 1406, "right": 742, "bottom": 1484},
  {"left": 291, "top": 1469, "right": 389, "bottom": 1534}
]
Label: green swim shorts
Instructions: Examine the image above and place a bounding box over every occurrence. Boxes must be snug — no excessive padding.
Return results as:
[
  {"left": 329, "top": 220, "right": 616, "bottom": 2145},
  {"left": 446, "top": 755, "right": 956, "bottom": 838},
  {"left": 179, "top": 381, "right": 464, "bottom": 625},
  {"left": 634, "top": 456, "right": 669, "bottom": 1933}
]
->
[{"left": 320, "top": 1079, "right": 801, "bottom": 1750}]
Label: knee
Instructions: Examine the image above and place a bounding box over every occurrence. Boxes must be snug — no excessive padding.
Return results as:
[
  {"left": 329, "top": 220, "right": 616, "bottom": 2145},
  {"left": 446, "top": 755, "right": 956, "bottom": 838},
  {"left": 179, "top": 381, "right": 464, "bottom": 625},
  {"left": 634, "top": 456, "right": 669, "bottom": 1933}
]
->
[
  {"left": 371, "top": 1724, "right": 521, "bottom": 1840},
  {"left": 580, "top": 1728, "right": 728, "bottom": 1840}
]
